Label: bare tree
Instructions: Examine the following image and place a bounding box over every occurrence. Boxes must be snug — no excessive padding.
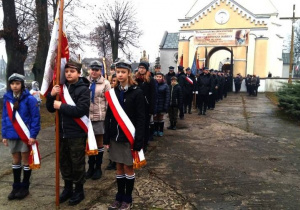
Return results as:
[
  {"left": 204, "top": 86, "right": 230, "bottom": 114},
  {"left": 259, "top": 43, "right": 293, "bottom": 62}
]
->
[
  {"left": 90, "top": 25, "right": 112, "bottom": 58},
  {"left": 31, "top": 0, "right": 50, "bottom": 85},
  {"left": 99, "top": 0, "right": 142, "bottom": 61},
  {"left": 0, "top": 0, "right": 29, "bottom": 86}
]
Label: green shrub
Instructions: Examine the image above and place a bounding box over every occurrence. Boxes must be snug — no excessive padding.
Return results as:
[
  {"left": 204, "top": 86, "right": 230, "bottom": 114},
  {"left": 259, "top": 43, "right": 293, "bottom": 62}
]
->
[{"left": 276, "top": 81, "right": 300, "bottom": 119}]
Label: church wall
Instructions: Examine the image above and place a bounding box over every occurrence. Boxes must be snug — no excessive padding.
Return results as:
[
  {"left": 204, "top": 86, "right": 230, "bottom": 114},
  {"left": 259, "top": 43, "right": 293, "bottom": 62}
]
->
[{"left": 181, "top": 1, "right": 267, "bottom": 31}]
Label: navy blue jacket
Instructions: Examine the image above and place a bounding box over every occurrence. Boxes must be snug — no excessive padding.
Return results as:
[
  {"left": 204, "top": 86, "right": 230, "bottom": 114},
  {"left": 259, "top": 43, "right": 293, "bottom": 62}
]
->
[
  {"left": 2, "top": 89, "right": 40, "bottom": 140},
  {"left": 156, "top": 81, "right": 170, "bottom": 113}
]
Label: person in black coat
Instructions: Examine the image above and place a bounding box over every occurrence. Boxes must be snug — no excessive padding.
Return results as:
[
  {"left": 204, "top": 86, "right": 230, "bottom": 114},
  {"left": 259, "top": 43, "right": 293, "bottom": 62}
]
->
[
  {"left": 46, "top": 60, "right": 90, "bottom": 205},
  {"left": 177, "top": 65, "right": 186, "bottom": 119},
  {"left": 135, "top": 61, "right": 157, "bottom": 152},
  {"left": 165, "top": 66, "right": 176, "bottom": 86},
  {"left": 168, "top": 76, "right": 183, "bottom": 130},
  {"left": 217, "top": 72, "right": 225, "bottom": 101},
  {"left": 196, "top": 67, "right": 212, "bottom": 115},
  {"left": 184, "top": 67, "right": 196, "bottom": 114},
  {"left": 104, "top": 59, "right": 145, "bottom": 208},
  {"left": 208, "top": 70, "right": 218, "bottom": 110},
  {"left": 154, "top": 72, "right": 170, "bottom": 137}
]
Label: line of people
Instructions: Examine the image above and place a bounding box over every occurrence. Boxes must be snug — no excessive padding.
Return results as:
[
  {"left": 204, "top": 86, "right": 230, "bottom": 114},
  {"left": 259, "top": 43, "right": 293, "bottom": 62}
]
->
[{"left": 1, "top": 59, "right": 241, "bottom": 209}]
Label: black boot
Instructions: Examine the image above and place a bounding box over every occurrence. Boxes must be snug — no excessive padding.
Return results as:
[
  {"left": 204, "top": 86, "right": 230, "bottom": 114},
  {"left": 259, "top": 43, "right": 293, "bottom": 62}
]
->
[
  {"left": 8, "top": 165, "right": 22, "bottom": 200},
  {"left": 69, "top": 183, "right": 85, "bottom": 206},
  {"left": 15, "top": 165, "right": 31, "bottom": 199},
  {"left": 188, "top": 106, "right": 192, "bottom": 114},
  {"left": 198, "top": 109, "right": 202, "bottom": 115},
  {"left": 158, "top": 122, "right": 164, "bottom": 136},
  {"left": 8, "top": 183, "right": 21, "bottom": 200},
  {"left": 153, "top": 122, "right": 159, "bottom": 136},
  {"left": 202, "top": 111, "right": 206, "bottom": 115},
  {"left": 172, "top": 122, "right": 177, "bottom": 130},
  {"left": 86, "top": 155, "right": 95, "bottom": 179},
  {"left": 92, "top": 148, "right": 104, "bottom": 180},
  {"left": 106, "top": 160, "right": 116, "bottom": 170},
  {"left": 167, "top": 121, "right": 173, "bottom": 129},
  {"left": 59, "top": 180, "right": 73, "bottom": 203},
  {"left": 149, "top": 122, "right": 154, "bottom": 141}
]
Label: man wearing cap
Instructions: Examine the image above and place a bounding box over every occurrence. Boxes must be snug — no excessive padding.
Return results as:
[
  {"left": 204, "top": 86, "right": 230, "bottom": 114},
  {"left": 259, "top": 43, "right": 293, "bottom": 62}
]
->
[
  {"left": 208, "top": 70, "right": 219, "bottom": 110},
  {"left": 165, "top": 66, "right": 176, "bottom": 86},
  {"left": 196, "top": 67, "right": 212, "bottom": 115},
  {"left": 234, "top": 73, "right": 243, "bottom": 93},
  {"left": 177, "top": 65, "right": 186, "bottom": 119},
  {"left": 184, "top": 67, "right": 196, "bottom": 114}
]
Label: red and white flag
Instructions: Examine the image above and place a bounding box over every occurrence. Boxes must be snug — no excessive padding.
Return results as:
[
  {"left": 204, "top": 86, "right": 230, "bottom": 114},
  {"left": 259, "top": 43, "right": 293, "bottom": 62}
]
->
[{"left": 41, "top": 1, "right": 69, "bottom": 96}]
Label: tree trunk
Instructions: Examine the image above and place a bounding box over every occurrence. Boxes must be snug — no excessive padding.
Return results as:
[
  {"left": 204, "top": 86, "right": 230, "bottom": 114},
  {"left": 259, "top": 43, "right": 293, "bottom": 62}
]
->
[
  {"left": 32, "top": 0, "right": 50, "bottom": 85},
  {"left": 1, "top": 0, "right": 28, "bottom": 89}
]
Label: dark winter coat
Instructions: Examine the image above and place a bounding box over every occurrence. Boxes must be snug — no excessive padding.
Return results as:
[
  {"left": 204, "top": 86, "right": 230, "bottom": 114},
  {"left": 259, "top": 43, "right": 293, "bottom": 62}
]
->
[
  {"left": 2, "top": 89, "right": 40, "bottom": 140},
  {"left": 169, "top": 83, "right": 183, "bottom": 108},
  {"left": 197, "top": 73, "right": 212, "bottom": 95},
  {"left": 165, "top": 72, "right": 176, "bottom": 86},
  {"left": 156, "top": 81, "right": 170, "bottom": 113},
  {"left": 136, "top": 76, "right": 156, "bottom": 115},
  {"left": 184, "top": 74, "right": 196, "bottom": 94},
  {"left": 177, "top": 72, "right": 186, "bottom": 89},
  {"left": 46, "top": 77, "right": 90, "bottom": 138},
  {"left": 104, "top": 85, "right": 145, "bottom": 151},
  {"left": 211, "top": 75, "right": 219, "bottom": 94}
]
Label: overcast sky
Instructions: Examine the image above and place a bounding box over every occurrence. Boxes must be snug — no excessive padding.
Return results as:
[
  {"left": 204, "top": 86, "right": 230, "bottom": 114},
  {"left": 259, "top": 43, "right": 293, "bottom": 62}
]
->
[{"left": 0, "top": 0, "right": 300, "bottom": 63}]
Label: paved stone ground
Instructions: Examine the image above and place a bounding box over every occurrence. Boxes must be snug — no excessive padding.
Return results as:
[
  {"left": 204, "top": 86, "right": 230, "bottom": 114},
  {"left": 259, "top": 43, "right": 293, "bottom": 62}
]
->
[{"left": 0, "top": 92, "right": 300, "bottom": 209}]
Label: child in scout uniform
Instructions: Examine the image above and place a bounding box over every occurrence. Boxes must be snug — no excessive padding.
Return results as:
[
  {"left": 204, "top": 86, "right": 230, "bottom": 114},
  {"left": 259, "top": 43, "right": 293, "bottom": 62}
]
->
[
  {"left": 104, "top": 59, "right": 145, "bottom": 210},
  {"left": 86, "top": 60, "right": 111, "bottom": 180},
  {"left": 46, "top": 60, "right": 90, "bottom": 206},
  {"left": 2, "top": 73, "right": 40, "bottom": 200},
  {"left": 167, "top": 76, "right": 183, "bottom": 130}
]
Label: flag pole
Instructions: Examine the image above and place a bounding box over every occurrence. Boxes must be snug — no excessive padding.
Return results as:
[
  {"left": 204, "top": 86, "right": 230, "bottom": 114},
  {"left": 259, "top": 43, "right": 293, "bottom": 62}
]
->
[
  {"left": 103, "top": 57, "right": 107, "bottom": 79},
  {"left": 55, "top": 0, "right": 64, "bottom": 208}
]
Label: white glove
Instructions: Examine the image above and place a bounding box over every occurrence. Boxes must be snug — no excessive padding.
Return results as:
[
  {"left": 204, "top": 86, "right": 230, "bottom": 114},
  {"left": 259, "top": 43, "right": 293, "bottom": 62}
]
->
[
  {"left": 195, "top": 91, "right": 198, "bottom": 94},
  {"left": 209, "top": 92, "right": 212, "bottom": 95}
]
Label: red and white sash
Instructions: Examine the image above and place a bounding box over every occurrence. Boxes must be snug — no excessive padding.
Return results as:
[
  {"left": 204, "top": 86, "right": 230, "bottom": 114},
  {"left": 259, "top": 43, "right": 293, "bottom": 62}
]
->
[
  {"left": 186, "top": 77, "right": 193, "bottom": 85},
  {"left": 59, "top": 84, "right": 98, "bottom": 156},
  {"left": 6, "top": 101, "right": 41, "bottom": 169},
  {"left": 105, "top": 88, "right": 146, "bottom": 163},
  {"left": 105, "top": 89, "right": 135, "bottom": 147}
]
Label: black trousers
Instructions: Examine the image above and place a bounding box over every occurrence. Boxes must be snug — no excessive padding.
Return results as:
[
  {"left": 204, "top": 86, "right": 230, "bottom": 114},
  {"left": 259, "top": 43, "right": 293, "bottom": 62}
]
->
[
  {"left": 197, "top": 94, "right": 209, "bottom": 112},
  {"left": 208, "top": 93, "right": 216, "bottom": 109},
  {"left": 235, "top": 83, "right": 241, "bottom": 93},
  {"left": 184, "top": 93, "right": 193, "bottom": 112}
]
